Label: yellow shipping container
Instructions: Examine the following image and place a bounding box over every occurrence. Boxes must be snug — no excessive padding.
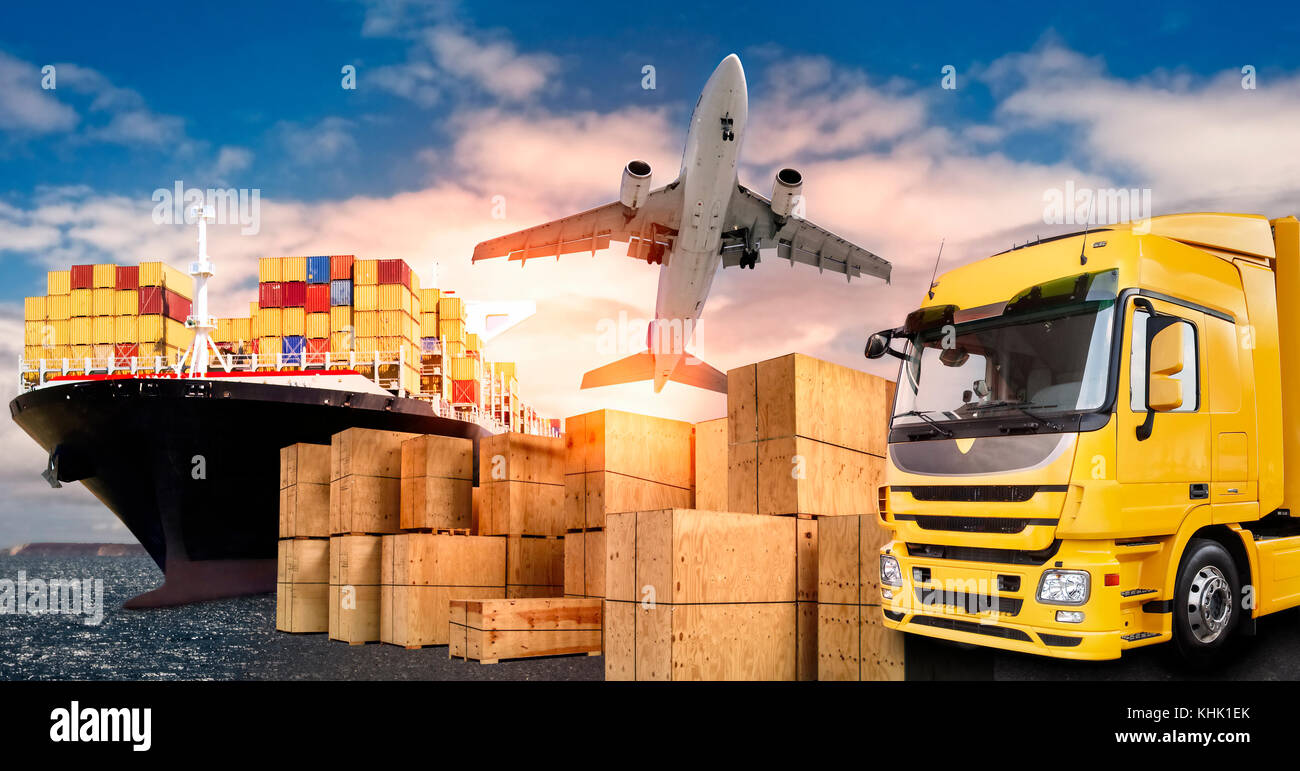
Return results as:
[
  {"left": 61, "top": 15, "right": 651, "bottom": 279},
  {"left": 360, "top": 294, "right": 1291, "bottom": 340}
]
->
[
  {"left": 258, "top": 257, "right": 282, "bottom": 283},
  {"left": 439, "top": 318, "right": 465, "bottom": 344},
  {"left": 282, "top": 307, "right": 306, "bottom": 337},
  {"left": 466, "top": 333, "right": 482, "bottom": 352},
  {"left": 355, "top": 336, "right": 379, "bottom": 353},
  {"left": 139, "top": 262, "right": 193, "bottom": 299},
  {"left": 47, "top": 270, "right": 71, "bottom": 295},
  {"left": 23, "top": 321, "right": 43, "bottom": 346},
  {"left": 24, "top": 345, "right": 44, "bottom": 361},
  {"left": 448, "top": 356, "right": 483, "bottom": 381},
  {"left": 330, "top": 331, "right": 353, "bottom": 351},
  {"left": 353, "top": 284, "right": 378, "bottom": 312},
  {"left": 420, "top": 312, "right": 438, "bottom": 338},
  {"left": 46, "top": 320, "right": 69, "bottom": 346},
  {"left": 353, "top": 310, "right": 379, "bottom": 338},
  {"left": 93, "top": 264, "right": 117, "bottom": 288},
  {"left": 114, "top": 290, "right": 137, "bottom": 316},
  {"left": 378, "top": 310, "right": 406, "bottom": 338},
  {"left": 378, "top": 336, "right": 407, "bottom": 355},
  {"left": 115, "top": 315, "right": 138, "bottom": 344},
  {"left": 93, "top": 316, "right": 114, "bottom": 344},
  {"left": 255, "top": 307, "right": 282, "bottom": 338},
  {"left": 496, "top": 362, "right": 517, "bottom": 381},
  {"left": 92, "top": 288, "right": 115, "bottom": 316},
  {"left": 281, "top": 256, "right": 306, "bottom": 282},
  {"left": 420, "top": 288, "right": 441, "bottom": 307},
  {"left": 70, "top": 289, "right": 93, "bottom": 317},
  {"left": 437, "top": 296, "right": 463, "bottom": 320},
  {"left": 306, "top": 312, "right": 329, "bottom": 339},
  {"left": 410, "top": 293, "right": 421, "bottom": 319},
  {"left": 214, "top": 318, "right": 233, "bottom": 342},
  {"left": 47, "top": 295, "right": 70, "bottom": 321},
  {"left": 354, "top": 259, "right": 379, "bottom": 285},
  {"left": 249, "top": 301, "right": 260, "bottom": 316},
  {"left": 72, "top": 345, "right": 94, "bottom": 360},
  {"left": 70, "top": 317, "right": 92, "bottom": 345},
  {"left": 24, "top": 296, "right": 45, "bottom": 320},
  {"left": 231, "top": 318, "right": 251, "bottom": 343},
  {"left": 260, "top": 336, "right": 282, "bottom": 356},
  {"left": 378, "top": 284, "right": 408, "bottom": 312},
  {"left": 329, "top": 306, "right": 352, "bottom": 333},
  {"left": 445, "top": 340, "right": 465, "bottom": 358}
]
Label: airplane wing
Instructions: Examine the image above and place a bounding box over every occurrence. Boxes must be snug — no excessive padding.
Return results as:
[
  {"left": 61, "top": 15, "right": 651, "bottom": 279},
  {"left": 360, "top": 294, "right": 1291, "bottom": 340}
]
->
[
  {"left": 722, "top": 184, "right": 891, "bottom": 283},
  {"left": 472, "top": 183, "right": 682, "bottom": 265}
]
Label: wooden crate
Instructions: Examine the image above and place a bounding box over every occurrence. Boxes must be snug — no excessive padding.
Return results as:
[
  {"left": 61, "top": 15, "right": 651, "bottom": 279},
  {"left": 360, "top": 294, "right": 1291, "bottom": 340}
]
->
[
  {"left": 604, "top": 509, "right": 798, "bottom": 681},
  {"left": 382, "top": 585, "right": 506, "bottom": 647},
  {"left": 331, "top": 427, "right": 420, "bottom": 481},
  {"left": 449, "top": 598, "right": 602, "bottom": 663},
  {"left": 277, "top": 582, "right": 328, "bottom": 633},
  {"left": 479, "top": 432, "right": 565, "bottom": 484},
  {"left": 378, "top": 532, "right": 506, "bottom": 647},
  {"left": 506, "top": 535, "right": 563, "bottom": 597},
  {"left": 280, "top": 442, "right": 330, "bottom": 489},
  {"left": 694, "top": 418, "right": 727, "bottom": 511},
  {"left": 330, "top": 475, "right": 402, "bottom": 534},
  {"left": 277, "top": 538, "right": 329, "bottom": 584},
  {"left": 280, "top": 483, "right": 329, "bottom": 538},
  {"left": 815, "top": 513, "right": 904, "bottom": 680},
  {"left": 755, "top": 353, "right": 889, "bottom": 455},
  {"left": 330, "top": 535, "right": 382, "bottom": 586},
  {"left": 400, "top": 435, "right": 473, "bottom": 531},
  {"left": 581, "top": 470, "right": 693, "bottom": 531},
  {"left": 757, "top": 437, "right": 885, "bottom": 517},
  {"left": 329, "top": 535, "right": 383, "bottom": 643},
  {"left": 479, "top": 479, "right": 564, "bottom": 536},
  {"left": 564, "top": 530, "right": 605, "bottom": 598}
]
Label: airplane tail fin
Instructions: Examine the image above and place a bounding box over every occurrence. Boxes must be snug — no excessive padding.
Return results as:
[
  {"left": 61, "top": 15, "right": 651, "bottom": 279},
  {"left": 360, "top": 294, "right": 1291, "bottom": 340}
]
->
[{"left": 579, "top": 351, "right": 727, "bottom": 393}]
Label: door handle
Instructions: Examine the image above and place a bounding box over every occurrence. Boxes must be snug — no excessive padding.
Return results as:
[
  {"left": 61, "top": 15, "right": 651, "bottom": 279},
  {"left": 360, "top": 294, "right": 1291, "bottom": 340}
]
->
[{"left": 1190, "top": 483, "right": 1209, "bottom": 500}]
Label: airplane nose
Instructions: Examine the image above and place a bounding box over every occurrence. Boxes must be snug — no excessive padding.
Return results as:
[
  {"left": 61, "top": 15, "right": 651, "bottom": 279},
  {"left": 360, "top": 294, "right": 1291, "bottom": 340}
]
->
[{"left": 718, "top": 53, "right": 743, "bottom": 79}]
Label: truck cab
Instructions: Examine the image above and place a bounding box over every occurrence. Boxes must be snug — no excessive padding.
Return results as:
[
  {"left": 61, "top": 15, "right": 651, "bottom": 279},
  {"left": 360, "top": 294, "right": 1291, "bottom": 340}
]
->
[{"left": 868, "top": 213, "right": 1300, "bottom": 662}]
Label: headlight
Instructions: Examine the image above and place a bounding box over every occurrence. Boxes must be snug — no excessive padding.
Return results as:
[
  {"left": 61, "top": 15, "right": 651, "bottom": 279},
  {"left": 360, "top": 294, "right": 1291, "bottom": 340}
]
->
[
  {"left": 1037, "top": 569, "right": 1090, "bottom": 605},
  {"left": 880, "top": 555, "right": 902, "bottom": 587}
]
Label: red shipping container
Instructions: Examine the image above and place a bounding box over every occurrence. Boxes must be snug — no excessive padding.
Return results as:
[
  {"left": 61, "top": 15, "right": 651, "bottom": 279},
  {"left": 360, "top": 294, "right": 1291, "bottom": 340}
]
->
[
  {"left": 70, "top": 265, "right": 95, "bottom": 290},
  {"left": 138, "top": 286, "right": 164, "bottom": 315},
  {"left": 113, "top": 343, "right": 139, "bottom": 367},
  {"left": 377, "top": 259, "right": 411, "bottom": 288},
  {"left": 282, "top": 281, "right": 307, "bottom": 308},
  {"left": 259, "top": 282, "right": 282, "bottom": 308},
  {"left": 115, "top": 265, "right": 140, "bottom": 290},
  {"left": 306, "top": 337, "right": 329, "bottom": 366},
  {"left": 451, "top": 379, "right": 479, "bottom": 405},
  {"left": 330, "top": 254, "right": 355, "bottom": 281},
  {"left": 164, "top": 289, "right": 191, "bottom": 323},
  {"left": 305, "top": 283, "right": 330, "bottom": 314}
]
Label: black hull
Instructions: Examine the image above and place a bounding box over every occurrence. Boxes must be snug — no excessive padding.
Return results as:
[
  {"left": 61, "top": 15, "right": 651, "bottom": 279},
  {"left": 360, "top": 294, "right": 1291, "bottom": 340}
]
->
[{"left": 9, "top": 378, "right": 490, "bottom": 606}]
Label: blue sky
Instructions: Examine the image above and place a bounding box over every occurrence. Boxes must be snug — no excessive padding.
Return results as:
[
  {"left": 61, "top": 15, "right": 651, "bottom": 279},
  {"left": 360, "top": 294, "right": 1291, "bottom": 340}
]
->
[{"left": 2, "top": 0, "right": 1300, "bottom": 542}]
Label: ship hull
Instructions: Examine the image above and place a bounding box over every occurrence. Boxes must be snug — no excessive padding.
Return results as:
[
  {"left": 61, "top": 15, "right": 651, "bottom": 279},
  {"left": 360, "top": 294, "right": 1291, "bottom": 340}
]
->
[{"left": 9, "top": 376, "right": 489, "bottom": 607}]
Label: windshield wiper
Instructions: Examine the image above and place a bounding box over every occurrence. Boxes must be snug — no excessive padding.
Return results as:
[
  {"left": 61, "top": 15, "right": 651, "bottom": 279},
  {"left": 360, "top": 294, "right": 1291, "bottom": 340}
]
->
[
  {"left": 894, "top": 409, "right": 954, "bottom": 438},
  {"left": 971, "top": 401, "right": 1062, "bottom": 431}
]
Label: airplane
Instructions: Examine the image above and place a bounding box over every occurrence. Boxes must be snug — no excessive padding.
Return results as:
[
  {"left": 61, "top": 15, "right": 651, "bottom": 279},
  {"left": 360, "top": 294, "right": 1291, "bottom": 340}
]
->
[{"left": 471, "top": 53, "right": 892, "bottom": 393}]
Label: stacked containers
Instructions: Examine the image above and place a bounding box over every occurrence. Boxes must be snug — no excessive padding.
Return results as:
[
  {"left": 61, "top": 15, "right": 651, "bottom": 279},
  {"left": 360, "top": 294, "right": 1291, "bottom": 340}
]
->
[{"left": 137, "top": 261, "right": 194, "bottom": 362}]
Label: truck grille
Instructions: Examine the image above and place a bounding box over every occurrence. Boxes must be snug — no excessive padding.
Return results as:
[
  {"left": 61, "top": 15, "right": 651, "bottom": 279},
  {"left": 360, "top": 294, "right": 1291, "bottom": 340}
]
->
[
  {"left": 914, "top": 587, "right": 1022, "bottom": 616},
  {"left": 894, "top": 485, "right": 1065, "bottom": 503},
  {"left": 906, "top": 541, "right": 1061, "bottom": 565},
  {"left": 900, "top": 515, "right": 1047, "bottom": 534},
  {"left": 908, "top": 614, "right": 1033, "bottom": 642}
]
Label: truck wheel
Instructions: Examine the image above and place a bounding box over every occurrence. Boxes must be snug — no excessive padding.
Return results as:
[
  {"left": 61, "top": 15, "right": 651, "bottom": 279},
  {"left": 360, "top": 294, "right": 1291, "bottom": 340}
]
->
[{"left": 1172, "top": 538, "right": 1240, "bottom": 666}]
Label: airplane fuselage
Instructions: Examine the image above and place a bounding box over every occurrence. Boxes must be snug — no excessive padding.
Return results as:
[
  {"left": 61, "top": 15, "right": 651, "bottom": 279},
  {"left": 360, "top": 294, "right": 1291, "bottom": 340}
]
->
[{"left": 650, "top": 54, "right": 748, "bottom": 391}]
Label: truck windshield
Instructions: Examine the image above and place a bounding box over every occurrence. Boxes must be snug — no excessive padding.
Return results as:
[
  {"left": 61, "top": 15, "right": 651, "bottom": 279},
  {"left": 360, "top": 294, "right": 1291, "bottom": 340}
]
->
[{"left": 892, "top": 270, "right": 1117, "bottom": 430}]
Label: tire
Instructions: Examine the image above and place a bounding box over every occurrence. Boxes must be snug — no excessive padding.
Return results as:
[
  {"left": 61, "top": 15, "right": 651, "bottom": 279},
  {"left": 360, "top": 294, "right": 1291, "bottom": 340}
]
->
[{"left": 1172, "top": 538, "right": 1240, "bottom": 666}]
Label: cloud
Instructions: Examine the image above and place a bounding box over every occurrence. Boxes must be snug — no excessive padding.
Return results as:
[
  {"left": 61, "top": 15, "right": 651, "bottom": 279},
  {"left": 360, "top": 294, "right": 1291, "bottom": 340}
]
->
[
  {"left": 0, "top": 51, "right": 79, "bottom": 133},
  {"left": 425, "top": 26, "right": 558, "bottom": 101},
  {"left": 276, "top": 118, "right": 358, "bottom": 165}
]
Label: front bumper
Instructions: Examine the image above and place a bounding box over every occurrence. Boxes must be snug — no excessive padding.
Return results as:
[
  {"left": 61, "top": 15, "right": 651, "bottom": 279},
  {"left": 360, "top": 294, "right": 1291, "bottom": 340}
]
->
[{"left": 879, "top": 540, "right": 1128, "bottom": 661}]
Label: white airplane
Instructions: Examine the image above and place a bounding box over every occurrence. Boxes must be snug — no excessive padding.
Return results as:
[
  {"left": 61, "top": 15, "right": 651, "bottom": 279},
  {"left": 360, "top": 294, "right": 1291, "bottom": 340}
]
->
[{"left": 472, "top": 54, "right": 891, "bottom": 393}]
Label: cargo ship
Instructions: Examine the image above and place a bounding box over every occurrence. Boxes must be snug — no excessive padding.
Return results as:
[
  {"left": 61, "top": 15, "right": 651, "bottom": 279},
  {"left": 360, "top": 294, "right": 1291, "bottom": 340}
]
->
[{"left": 10, "top": 208, "right": 555, "bottom": 607}]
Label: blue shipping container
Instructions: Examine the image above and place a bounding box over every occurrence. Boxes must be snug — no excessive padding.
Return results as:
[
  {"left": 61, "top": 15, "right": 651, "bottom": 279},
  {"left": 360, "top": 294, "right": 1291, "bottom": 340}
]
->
[
  {"left": 330, "top": 279, "right": 353, "bottom": 306},
  {"left": 420, "top": 337, "right": 440, "bottom": 355},
  {"left": 282, "top": 335, "right": 306, "bottom": 355},
  {"left": 306, "top": 256, "right": 331, "bottom": 284}
]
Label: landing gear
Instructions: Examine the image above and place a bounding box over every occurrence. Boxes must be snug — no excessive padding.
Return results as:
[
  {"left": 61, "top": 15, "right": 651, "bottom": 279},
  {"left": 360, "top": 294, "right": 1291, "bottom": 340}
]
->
[
  {"left": 648, "top": 242, "right": 665, "bottom": 265},
  {"left": 739, "top": 249, "right": 758, "bottom": 269},
  {"left": 721, "top": 114, "right": 735, "bottom": 142}
]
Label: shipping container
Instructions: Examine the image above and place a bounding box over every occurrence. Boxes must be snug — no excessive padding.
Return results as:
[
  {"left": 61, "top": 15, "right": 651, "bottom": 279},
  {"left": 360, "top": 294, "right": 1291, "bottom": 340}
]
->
[
  {"left": 255, "top": 307, "right": 282, "bottom": 338},
  {"left": 259, "top": 281, "right": 283, "bottom": 308},
  {"left": 163, "top": 289, "right": 191, "bottom": 323},
  {"left": 378, "top": 310, "right": 407, "bottom": 338},
  {"left": 354, "top": 259, "right": 379, "bottom": 285},
  {"left": 138, "top": 262, "right": 192, "bottom": 298},
  {"left": 306, "top": 337, "right": 329, "bottom": 366},
  {"left": 231, "top": 318, "right": 251, "bottom": 342},
  {"left": 214, "top": 318, "right": 234, "bottom": 342},
  {"left": 419, "top": 337, "right": 441, "bottom": 355},
  {"left": 353, "top": 284, "right": 378, "bottom": 312},
  {"left": 116, "top": 265, "right": 139, "bottom": 291},
  {"left": 306, "top": 256, "right": 330, "bottom": 284},
  {"left": 23, "top": 321, "right": 43, "bottom": 346},
  {"left": 420, "top": 312, "right": 438, "bottom": 338},
  {"left": 115, "top": 290, "right": 137, "bottom": 316},
  {"left": 445, "top": 340, "right": 465, "bottom": 358},
  {"left": 282, "top": 281, "right": 307, "bottom": 308},
  {"left": 47, "top": 270, "right": 71, "bottom": 296},
  {"left": 439, "top": 318, "right": 465, "bottom": 344},
  {"left": 139, "top": 286, "right": 163, "bottom": 315},
  {"left": 282, "top": 335, "right": 306, "bottom": 355},
  {"left": 330, "top": 331, "right": 353, "bottom": 351},
  {"left": 353, "top": 310, "right": 379, "bottom": 338},
  {"left": 70, "top": 317, "right": 92, "bottom": 345},
  {"left": 466, "top": 333, "right": 482, "bottom": 352},
  {"left": 448, "top": 356, "right": 483, "bottom": 381},
  {"left": 260, "top": 336, "right": 282, "bottom": 358},
  {"left": 377, "top": 259, "right": 411, "bottom": 288},
  {"left": 306, "top": 312, "right": 329, "bottom": 339},
  {"left": 438, "top": 296, "right": 463, "bottom": 320},
  {"left": 305, "top": 283, "right": 330, "bottom": 313},
  {"left": 70, "top": 265, "right": 94, "bottom": 290},
  {"left": 496, "top": 362, "right": 517, "bottom": 381},
  {"left": 23, "top": 296, "right": 45, "bottom": 321},
  {"left": 329, "top": 305, "right": 352, "bottom": 333},
  {"left": 420, "top": 288, "right": 441, "bottom": 308},
  {"left": 378, "top": 283, "right": 409, "bottom": 312},
  {"left": 451, "top": 379, "right": 479, "bottom": 405},
  {"left": 92, "top": 264, "right": 116, "bottom": 288},
  {"left": 282, "top": 307, "right": 306, "bottom": 337},
  {"left": 282, "top": 256, "right": 307, "bottom": 283},
  {"left": 91, "top": 316, "right": 114, "bottom": 344},
  {"left": 113, "top": 343, "right": 139, "bottom": 367},
  {"left": 70, "top": 288, "right": 93, "bottom": 317},
  {"left": 114, "top": 315, "right": 138, "bottom": 345},
  {"left": 92, "top": 288, "right": 114, "bottom": 317},
  {"left": 409, "top": 292, "right": 421, "bottom": 319},
  {"left": 330, "top": 254, "right": 354, "bottom": 281},
  {"left": 47, "top": 295, "right": 70, "bottom": 321},
  {"left": 354, "top": 336, "right": 379, "bottom": 353},
  {"left": 330, "top": 279, "right": 352, "bottom": 307},
  {"left": 259, "top": 257, "right": 282, "bottom": 283}
]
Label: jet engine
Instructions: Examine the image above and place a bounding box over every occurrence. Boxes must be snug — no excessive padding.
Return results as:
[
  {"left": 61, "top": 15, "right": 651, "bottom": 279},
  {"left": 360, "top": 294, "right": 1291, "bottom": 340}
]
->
[
  {"left": 770, "top": 167, "right": 803, "bottom": 219},
  {"left": 620, "top": 160, "right": 653, "bottom": 209}
]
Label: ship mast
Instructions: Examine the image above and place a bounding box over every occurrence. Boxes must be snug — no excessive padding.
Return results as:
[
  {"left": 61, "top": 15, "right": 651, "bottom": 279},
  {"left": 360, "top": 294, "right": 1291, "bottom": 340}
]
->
[{"left": 182, "top": 205, "right": 223, "bottom": 376}]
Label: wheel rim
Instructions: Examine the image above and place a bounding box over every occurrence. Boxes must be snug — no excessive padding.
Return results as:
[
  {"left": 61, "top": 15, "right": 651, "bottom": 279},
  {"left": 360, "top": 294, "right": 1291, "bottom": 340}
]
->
[{"left": 1185, "top": 565, "right": 1233, "bottom": 644}]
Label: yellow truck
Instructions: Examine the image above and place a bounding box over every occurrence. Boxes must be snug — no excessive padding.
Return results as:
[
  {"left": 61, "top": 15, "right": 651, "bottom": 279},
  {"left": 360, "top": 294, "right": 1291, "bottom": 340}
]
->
[{"left": 865, "top": 213, "right": 1300, "bottom": 663}]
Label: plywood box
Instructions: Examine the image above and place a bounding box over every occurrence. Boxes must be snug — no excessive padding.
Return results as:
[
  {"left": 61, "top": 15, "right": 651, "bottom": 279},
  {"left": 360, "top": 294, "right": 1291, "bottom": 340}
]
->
[
  {"left": 331, "top": 428, "right": 420, "bottom": 481},
  {"left": 564, "top": 529, "right": 605, "bottom": 598},
  {"left": 581, "top": 470, "right": 693, "bottom": 532},
  {"left": 568, "top": 409, "right": 695, "bottom": 488},
  {"left": 506, "top": 535, "right": 563, "bottom": 594},
  {"left": 330, "top": 534, "right": 383, "bottom": 586},
  {"left": 694, "top": 418, "right": 727, "bottom": 511},
  {"left": 450, "top": 598, "right": 602, "bottom": 663},
  {"left": 815, "top": 513, "right": 904, "bottom": 680},
  {"left": 816, "top": 513, "right": 894, "bottom": 600},
  {"left": 277, "top": 538, "right": 330, "bottom": 584},
  {"left": 329, "top": 584, "right": 381, "bottom": 643},
  {"left": 277, "top": 582, "right": 328, "bottom": 633},
  {"left": 757, "top": 437, "right": 885, "bottom": 517},
  {"left": 605, "top": 600, "right": 796, "bottom": 681},
  {"left": 479, "top": 432, "right": 565, "bottom": 484},
  {"left": 280, "top": 442, "right": 330, "bottom": 488},
  {"left": 479, "top": 479, "right": 564, "bottom": 536},
  {"left": 400, "top": 435, "right": 474, "bottom": 530},
  {"left": 755, "top": 353, "right": 889, "bottom": 456},
  {"left": 330, "top": 475, "right": 402, "bottom": 534},
  {"left": 382, "top": 584, "right": 506, "bottom": 647},
  {"left": 380, "top": 532, "right": 506, "bottom": 586},
  {"left": 280, "top": 483, "right": 330, "bottom": 538}
]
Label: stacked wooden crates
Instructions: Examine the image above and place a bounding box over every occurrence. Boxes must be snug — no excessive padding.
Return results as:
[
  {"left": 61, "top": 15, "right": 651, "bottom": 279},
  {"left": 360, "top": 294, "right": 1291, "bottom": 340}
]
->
[
  {"left": 276, "top": 443, "right": 332, "bottom": 633},
  {"left": 478, "top": 432, "right": 567, "bottom": 599},
  {"left": 563, "top": 410, "right": 695, "bottom": 608}
]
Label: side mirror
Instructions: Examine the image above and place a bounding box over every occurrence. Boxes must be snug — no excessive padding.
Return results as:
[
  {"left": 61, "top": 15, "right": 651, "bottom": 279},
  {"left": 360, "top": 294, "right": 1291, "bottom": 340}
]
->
[
  {"left": 1147, "top": 323, "right": 1186, "bottom": 412},
  {"left": 865, "top": 331, "right": 893, "bottom": 360}
]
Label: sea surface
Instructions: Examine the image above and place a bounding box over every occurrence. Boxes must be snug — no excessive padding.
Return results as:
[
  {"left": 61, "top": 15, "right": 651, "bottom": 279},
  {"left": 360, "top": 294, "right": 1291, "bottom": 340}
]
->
[{"left": 0, "top": 555, "right": 604, "bottom": 681}]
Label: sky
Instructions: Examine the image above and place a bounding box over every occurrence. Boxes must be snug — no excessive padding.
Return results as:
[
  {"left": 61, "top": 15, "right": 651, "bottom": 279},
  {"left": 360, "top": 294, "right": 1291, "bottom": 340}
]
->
[{"left": 1, "top": 0, "right": 1299, "bottom": 544}]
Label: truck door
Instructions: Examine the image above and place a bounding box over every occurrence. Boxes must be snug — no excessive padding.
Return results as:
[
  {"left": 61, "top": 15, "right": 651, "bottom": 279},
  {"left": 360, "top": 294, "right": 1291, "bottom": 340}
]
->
[{"left": 1115, "top": 297, "right": 1212, "bottom": 533}]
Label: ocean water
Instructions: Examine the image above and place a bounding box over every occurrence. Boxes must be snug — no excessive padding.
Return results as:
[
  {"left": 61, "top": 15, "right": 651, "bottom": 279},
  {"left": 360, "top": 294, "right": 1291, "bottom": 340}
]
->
[{"left": 0, "top": 555, "right": 604, "bottom": 681}]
